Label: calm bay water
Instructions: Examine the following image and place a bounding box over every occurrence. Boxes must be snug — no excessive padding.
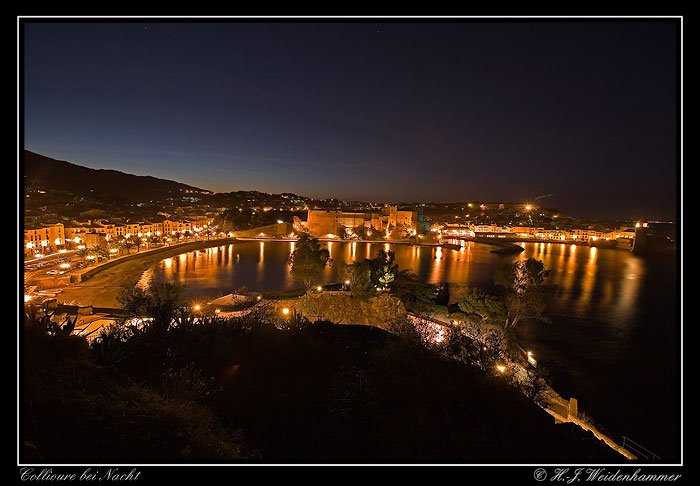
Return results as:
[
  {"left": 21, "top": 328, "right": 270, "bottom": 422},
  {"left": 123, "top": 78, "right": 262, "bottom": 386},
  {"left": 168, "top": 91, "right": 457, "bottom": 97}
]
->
[{"left": 155, "top": 238, "right": 678, "bottom": 460}]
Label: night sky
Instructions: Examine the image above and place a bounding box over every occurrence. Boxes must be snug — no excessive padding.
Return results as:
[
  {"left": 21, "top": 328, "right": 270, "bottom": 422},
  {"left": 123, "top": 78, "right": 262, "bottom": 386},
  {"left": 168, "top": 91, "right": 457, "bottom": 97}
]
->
[{"left": 24, "top": 21, "right": 678, "bottom": 220}]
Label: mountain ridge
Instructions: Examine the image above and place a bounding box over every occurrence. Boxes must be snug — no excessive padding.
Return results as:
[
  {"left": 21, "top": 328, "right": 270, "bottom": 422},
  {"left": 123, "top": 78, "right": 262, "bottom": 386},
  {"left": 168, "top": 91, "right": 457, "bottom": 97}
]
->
[{"left": 23, "top": 150, "right": 211, "bottom": 202}]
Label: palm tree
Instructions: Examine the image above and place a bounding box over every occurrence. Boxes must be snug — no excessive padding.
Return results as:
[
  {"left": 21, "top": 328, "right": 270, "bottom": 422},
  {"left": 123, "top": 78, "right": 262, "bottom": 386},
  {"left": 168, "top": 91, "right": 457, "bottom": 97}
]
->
[
  {"left": 121, "top": 238, "right": 137, "bottom": 254},
  {"left": 150, "top": 235, "right": 163, "bottom": 247},
  {"left": 89, "top": 245, "right": 109, "bottom": 261}
]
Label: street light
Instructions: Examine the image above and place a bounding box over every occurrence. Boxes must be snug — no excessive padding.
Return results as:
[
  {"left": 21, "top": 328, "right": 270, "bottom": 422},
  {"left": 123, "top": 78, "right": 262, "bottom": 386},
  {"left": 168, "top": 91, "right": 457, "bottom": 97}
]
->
[
  {"left": 24, "top": 295, "right": 32, "bottom": 303},
  {"left": 316, "top": 286, "right": 323, "bottom": 292},
  {"left": 496, "top": 364, "right": 507, "bottom": 374},
  {"left": 281, "top": 307, "right": 290, "bottom": 316}
]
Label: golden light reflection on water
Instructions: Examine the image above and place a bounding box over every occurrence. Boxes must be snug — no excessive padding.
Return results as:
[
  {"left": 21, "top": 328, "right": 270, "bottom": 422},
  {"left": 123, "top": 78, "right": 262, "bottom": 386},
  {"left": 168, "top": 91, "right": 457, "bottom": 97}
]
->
[
  {"left": 576, "top": 246, "right": 598, "bottom": 313},
  {"left": 157, "top": 241, "right": 645, "bottom": 325}
]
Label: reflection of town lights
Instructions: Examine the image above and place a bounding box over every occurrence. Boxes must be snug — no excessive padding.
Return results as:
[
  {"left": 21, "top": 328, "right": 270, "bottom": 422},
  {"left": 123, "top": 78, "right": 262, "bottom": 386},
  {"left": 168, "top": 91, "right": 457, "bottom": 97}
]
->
[
  {"left": 496, "top": 365, "right": 507, "bottom": 374},
  {"left": 281, "top": 307, "right": 290, "bottom": 315}
]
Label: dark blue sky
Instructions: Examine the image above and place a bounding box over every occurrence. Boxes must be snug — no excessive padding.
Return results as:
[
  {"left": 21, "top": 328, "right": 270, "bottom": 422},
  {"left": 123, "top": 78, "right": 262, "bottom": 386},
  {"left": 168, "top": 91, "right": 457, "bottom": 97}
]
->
[{"left": 24, "top": 21, "right": 677, "bottom": 220}]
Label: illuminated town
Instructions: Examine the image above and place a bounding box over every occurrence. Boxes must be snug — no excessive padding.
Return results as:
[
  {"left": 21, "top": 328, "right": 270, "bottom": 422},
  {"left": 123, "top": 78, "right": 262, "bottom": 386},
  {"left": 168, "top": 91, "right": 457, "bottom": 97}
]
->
[{"left": 25, "top": 199, "right": 651, "bottom": 273}]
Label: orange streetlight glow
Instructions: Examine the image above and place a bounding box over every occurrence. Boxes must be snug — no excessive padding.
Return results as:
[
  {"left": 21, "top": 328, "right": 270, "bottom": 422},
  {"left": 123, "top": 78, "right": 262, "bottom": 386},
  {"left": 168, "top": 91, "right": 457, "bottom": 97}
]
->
[
  {"left": 281, "top": 307, "right": 290, "bottom": 316},
  {"left": 496, "top": 364, "right": 507, "bottom": 374},
  {"left": 24, "top": 295, "right": 32, "bottom": 303},
  {"left": 193, "top": 304, "right": 201, "bottom": 311}
]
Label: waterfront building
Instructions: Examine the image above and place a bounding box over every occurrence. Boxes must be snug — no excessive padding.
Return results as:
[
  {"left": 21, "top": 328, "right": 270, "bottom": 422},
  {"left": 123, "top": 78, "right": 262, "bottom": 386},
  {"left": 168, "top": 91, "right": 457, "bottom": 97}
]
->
[
  {"left": 306, "top": 205, "right": 423, "bottom": 237},
  {"left": 24, "top": 223, "right": 65, "bottom": 256}
]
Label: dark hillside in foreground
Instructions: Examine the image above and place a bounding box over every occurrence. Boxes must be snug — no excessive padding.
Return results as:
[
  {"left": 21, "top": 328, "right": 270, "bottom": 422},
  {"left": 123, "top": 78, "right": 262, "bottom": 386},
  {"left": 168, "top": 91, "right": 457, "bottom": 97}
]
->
[
  {"left": 209, "top": 323, "right": 618, "bottom": 462},
  {"left": 23, "top": 150, "right": 209, "bottom": 202},
  {"left": 24, "top": 319, "right": 618, "bottom": 463}
]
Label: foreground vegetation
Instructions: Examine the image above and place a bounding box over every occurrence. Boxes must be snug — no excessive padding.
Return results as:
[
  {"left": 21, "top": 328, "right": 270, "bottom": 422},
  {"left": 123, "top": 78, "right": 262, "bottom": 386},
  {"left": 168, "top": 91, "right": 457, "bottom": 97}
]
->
[{"left": 23, "top": 297, "right": 616, "bottom": 462}]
